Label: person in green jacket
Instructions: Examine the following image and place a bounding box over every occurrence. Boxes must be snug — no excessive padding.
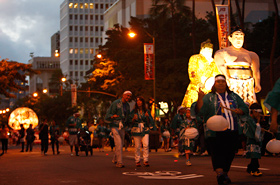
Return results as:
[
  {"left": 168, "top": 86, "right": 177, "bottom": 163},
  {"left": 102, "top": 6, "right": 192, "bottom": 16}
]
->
[
  {"left": 105, "top": 91, "right": 132, "bottom": 168},
  {"left": 197, "top": 74, "right": 249, "bottom": 185},
  {"left": 130, "top": 96, "right": 156, "bottom": 167},
  {"left": 66, "top": 112, "right": 82, "bottom": 156}
]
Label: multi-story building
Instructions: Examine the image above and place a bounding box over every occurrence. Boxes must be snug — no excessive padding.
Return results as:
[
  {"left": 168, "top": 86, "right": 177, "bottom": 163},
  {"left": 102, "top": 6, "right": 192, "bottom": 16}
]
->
[
  {"left": 60, "top": 0, "right": 117, "bottom": 85},
  {"left": 51, "top": 31, "right": 60, "bottom": 57},
  {"left": 28, "top": 56, "right": 61, "bottom": 95}
]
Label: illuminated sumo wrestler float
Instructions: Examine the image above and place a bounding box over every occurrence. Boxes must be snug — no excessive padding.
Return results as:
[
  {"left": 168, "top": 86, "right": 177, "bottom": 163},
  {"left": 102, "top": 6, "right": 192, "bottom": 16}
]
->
[
  {"left": 266, "top": 139, "right": 280, "bottom": 153},
  {"left": 214, "top": 29, "right": 261, "bottom": 104},
  {"left": 8, "top": 107, "right": 39, "bottom": 130},
  {"left": 181, "top": 39, "right": 219, "bottom": 108},
  {"left": 183, "top": 128, "right": 199, "bottom": 139},
  {"left": 206, "top": 115, "right": 229, "bottom": 131}
]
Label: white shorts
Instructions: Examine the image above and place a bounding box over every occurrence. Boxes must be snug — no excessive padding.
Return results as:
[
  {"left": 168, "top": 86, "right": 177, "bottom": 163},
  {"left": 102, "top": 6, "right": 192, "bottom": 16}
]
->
[{"left": 69, "top": 135, "right": 78, "bottom": 146}]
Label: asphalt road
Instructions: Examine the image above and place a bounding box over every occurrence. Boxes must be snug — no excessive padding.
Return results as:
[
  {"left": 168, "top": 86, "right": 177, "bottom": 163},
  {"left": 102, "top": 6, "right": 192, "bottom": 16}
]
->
[{"left": 0, "top": 145, "right": 279, "bottom": 185}]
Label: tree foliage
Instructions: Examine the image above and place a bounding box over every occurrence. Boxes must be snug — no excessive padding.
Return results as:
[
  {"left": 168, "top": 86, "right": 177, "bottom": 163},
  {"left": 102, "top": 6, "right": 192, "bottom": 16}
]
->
[{"left": 0, "top": 59, "right": 37, "bottom": 99}]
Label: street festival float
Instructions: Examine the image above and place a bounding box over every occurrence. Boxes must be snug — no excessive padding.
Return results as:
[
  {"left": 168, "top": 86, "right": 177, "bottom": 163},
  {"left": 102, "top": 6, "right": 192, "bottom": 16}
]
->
[{"left": 8, "top": 107, "right": 39, "bottom": 130}]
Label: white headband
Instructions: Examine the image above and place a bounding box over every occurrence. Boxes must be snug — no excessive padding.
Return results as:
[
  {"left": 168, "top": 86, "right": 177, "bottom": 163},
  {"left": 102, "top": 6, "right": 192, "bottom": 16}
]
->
[
  {"left": 123, "top": 91, "right": 132, "bottom": 95},
  {"left": 215, "top": 76, "right": 226, "bottom": 81}
]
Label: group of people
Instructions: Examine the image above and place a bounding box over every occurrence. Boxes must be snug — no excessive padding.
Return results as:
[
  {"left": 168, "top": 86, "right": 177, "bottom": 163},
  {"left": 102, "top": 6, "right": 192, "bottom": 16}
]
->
[{"left": 16, "top": 120, "right": 61, "bottom": 155}]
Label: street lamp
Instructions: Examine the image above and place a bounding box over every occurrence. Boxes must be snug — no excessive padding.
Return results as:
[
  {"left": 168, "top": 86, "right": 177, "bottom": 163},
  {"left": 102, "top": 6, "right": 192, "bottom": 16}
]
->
[
  {"left": 60, "top": 77, "right": 66, "bottom": 96},
  {"left": 128, "top": 31, "right": 156, "bottom": 122},
  {"left": 54, "top": 50, "right": 60, "bottom": 57},
  {"left": 33, "top": 92, "right": 38, "bottom": 98},
  {"left": 43, "top": 88, "right": 48, "bottom": 94}
]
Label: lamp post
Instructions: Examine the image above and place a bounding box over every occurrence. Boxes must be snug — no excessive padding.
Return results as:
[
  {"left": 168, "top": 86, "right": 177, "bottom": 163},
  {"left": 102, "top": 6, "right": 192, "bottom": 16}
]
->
[{"left": 128, "top": 31, "right": 156, "bottom": 123}]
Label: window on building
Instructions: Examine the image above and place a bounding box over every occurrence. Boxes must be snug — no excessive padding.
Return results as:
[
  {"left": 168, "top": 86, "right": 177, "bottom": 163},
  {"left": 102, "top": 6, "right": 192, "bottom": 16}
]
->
[
  {"left": 90, "top": 37, "right": 93, "bottom": 43},
  {"left": 90, "top": 26, "right": 93, "bottom": 31},
  {"left": 75, "top": 37, "right": 78, "bottom": 42},
  {"left": 90, "top": 49, "right": 94, "bottom": 54},
  {"left": 85, "top": 15, "right": 88, "bottom": 20},
  {"left": 80, "top": 26, "right": 83, "bottom": 31},
  {"left": 70, "top": 60, "right": 73, "bottom": 65},
  {"left": 95, "top": 37, "right": 99, "bottom": 43},
  {"left": 80, "top": 48, "right": 83, "bottom": 54},
  {"left": 75, "top": 60, "right": 78, "bottom": 65},
  {"left": 70, "top": 71, "right": 73, "bottom": 77},
  {"left": 69, "top": 48, "right": 73, "bottom": 54},
  {"left": 74, "top": 14, "right": 78, "bottom": 20},
  {"left": 95, "top": 4, "right": 98, "bottom": 9},
  {"left": 95, "top": 15, "right": 98, "bottom": 21},
  {"left": 74, "top": 48, "right": 78, "bottom": 54},
  {"left": 69, "top": 37, "right": 73, "bottom": 42},
  {"left": 100, "top": 15, "right": 103, "bottom": 20},
  {"left": 101, "top": 4, "right": 104, "bottom": 9},
  {"left": 80, "top": 60, "right": 83, "bottom": 65},
  {"left": 90, "top": 15, "right": 93, "bottom": 20},
  {"left": 85, "top": 48, "right": 89, "bottom": 54},
  {"left": 85, "top": 37, "right": 88, "bottom": 43},
  {"left": 84, "top": 3, "right": 88, "bottom": 9},
  {"left": 80, "top": 37, "right": 83, "bottom": 42},
  {"left": 80, "top": 71, "right": 83, "bottom": 77},
  {"left": 69, "top": 3, "right": 73, "bottom": 8},
  {"left": 80, "top": 15, "right": 83, "bottom": 20},
  {"left": 90, "top": 3, "right": 94, "bottom": 9},
  {"left": 75, "top": 71, "right": 78, "bottom": 76},
  {"left": 69, "top": 26, "right": 73, "bottom": 31},
  {"left": 106, "top": 4, "right": 109, "bottom": 9},
  {"left": 74, "top": 3, "right": 78, "bottom": 8},
  {"left": 85, "top": 60, "right": 89, "bottom": 65},
  {"left": 80, "top": 3, "right": 84, "bottom": 9},
  {"left": 69, "top": 14, "right": 73, "bottom": 20},
  {"left": 75, "top": 26, "right": 78, "bottom": 31},
  {"left": 101, "top": 38, "right": 103, "bottom": 43},
  {"left": 101, "top": 26, "right": 104, "bottom": 32},
  {"left": 85, "top": 26, "right": 88, "bottom": 31},
  {"left": 95, "top": 26, "right": 98, "bottom": 32},
  {"left": 90, "top": 60, "right": 94, "bottom": 65}
]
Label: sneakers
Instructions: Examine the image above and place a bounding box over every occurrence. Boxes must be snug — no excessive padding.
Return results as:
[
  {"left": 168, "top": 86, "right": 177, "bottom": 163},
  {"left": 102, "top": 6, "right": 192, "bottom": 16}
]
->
[
  {"left": 70, "top": 153, "right": 74, "bottom": 156},
  {"left": 143, "top": 161, "right": 150, "bottom": 167},
  {"left": 201, "top": 151, "right": 208, "bottom": 156},
  {"left": 136, "top": 162, "right": 141, "bottom": 167},
  {"left": 112, "top": 160, "right": 117, "bottom": 164},
  {"left": 250, "top": 171, "right": 263, "bottom": 177},
  {"left": 186, "top": 160, "right": 192, "bottom": 166},
  {"left": 116, "top": 163, "right": 125, "bottom": 168}
]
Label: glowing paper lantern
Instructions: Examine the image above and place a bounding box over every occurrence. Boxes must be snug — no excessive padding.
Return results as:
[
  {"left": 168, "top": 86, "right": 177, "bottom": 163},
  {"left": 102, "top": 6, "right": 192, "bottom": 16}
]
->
[
  {"left": 58, "top": 136, "right": 65, "bottom": 143},
  {"left": 8, "top": 107, "right": 39, "bottom": 130},
  {"left": 162, "top": 131, "right": 170, "bottom": 138},
  {"left": 266, "top": 139, "right": 280, "bottom": 153},
  {"left": 206, "top": 115, "right": 229, "bottom": 131},
  {"left": 204, "top": 77, "right": 215, "bottom": 90},
  {"left": 184, "top": 128, "right": 199, "bottom": 139}
]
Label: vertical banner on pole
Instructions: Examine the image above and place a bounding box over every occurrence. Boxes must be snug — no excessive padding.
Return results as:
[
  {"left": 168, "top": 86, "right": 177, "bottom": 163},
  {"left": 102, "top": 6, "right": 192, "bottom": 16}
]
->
[
  {"left": 71, "top": 84, "right": 77, "bottom": 107},
  {"left": 144, "top": 43, "right": 154, "bottom": 80},
  {"left": 216, "top": 5, "right": 229, "bottom": 49}
]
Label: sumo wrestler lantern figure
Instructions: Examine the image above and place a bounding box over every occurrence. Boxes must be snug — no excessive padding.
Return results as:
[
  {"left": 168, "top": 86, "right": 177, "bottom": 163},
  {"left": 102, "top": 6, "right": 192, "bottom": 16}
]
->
[
  {"left": 214, "top": 29, "right": 261, "bottom": 104},
  {"left": 181, "top": 39, "right": 219, "bottom": 108}
]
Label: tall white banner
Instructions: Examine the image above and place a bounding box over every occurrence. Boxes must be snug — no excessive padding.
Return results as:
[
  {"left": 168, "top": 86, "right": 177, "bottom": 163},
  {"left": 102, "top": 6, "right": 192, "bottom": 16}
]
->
[{"left": 216, "top": 5, "right": 229, "bottom": 49}]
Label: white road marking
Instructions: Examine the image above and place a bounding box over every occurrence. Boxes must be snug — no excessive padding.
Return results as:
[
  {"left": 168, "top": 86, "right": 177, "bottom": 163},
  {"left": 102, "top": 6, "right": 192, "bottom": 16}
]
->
[{"left": 139, "top": 174, "right": 204, "bottom": 180}]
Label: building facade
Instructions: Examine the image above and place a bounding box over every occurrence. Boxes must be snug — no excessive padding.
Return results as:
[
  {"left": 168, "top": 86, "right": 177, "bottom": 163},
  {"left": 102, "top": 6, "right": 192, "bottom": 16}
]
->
[
  {"left": 28, "top": 57, "right": 61, "bottom": 95},
  {"left": 60, "top": 0, "right": 117, "bottom": 85}
]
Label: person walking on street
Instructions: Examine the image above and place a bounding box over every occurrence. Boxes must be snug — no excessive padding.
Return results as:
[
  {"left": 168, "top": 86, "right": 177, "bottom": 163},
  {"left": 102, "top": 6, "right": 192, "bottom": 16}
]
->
[
  {"left": 196, "top": 74, "right": 249, "bottom": 184},
  {"left": 26, "top": 124, "right": 35, "bottom": 152},
  {"left": 19, "top": 124, "right": 25, "bottom": 152},
  {"left": 105, "top": 91, "right": 132, "bottom": 168},
  {"left": 66, "top": 112, "right": 82, "bottom": 156},
  {"left": 50, "top": 120, "right": 60, "bottom": 155},
  {"left": 0, "top": 124, "right": 9, "bottom": 155},
  {"left": 39, "top": 120, "right": 49, "bottom": 155},
  {"left": 130, "top": 96, "right": 156, "bottom": 167}
]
